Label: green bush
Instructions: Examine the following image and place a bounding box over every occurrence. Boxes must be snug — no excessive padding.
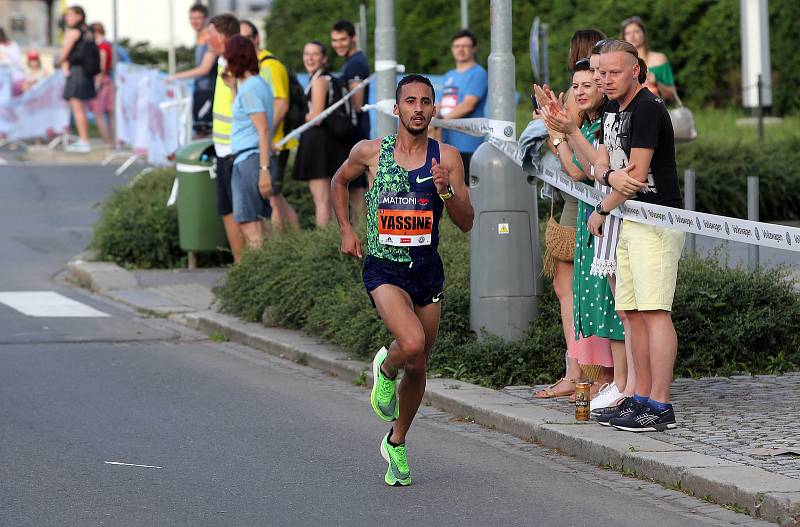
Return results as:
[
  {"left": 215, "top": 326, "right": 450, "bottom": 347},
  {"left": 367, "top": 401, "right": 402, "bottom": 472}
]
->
[
  {"left": 217, "top": 220, "right": 800, "bottom": 387},
  {"left": 677, "top": 137, "right": 800, "bottom": 221},
  {"left": 91, "top": 169, "right": 184, "bottom": 269},
  {"left": 91, "top": 168, "right": 230, "bottom": 269}
]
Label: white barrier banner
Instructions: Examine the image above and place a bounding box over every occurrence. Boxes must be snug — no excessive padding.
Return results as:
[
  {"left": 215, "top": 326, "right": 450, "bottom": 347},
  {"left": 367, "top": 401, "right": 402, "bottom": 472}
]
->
[
  {"left": 115, "top": 63, "right": 182, "bottom": 166},
  {"left": 115, "top": 63, "right": 148, "bottom": 149},
  {"left": 373, "top": 99, "right": 800, "bottom": 253},
  {"left": 0, "top": 71, "right": 70, "bottom": 140},
  {"left": 0, "top": 65, "right": 11, "bottom": 106}
]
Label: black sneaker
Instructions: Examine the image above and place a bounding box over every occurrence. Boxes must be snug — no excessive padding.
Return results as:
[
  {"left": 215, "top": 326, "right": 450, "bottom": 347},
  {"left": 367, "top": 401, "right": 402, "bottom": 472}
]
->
[
  {"left": 596, "top": 397, "right": 637, "bottom": 426},
  {"left": 610, "top": 402, "right": 677, "bottom": 432}
]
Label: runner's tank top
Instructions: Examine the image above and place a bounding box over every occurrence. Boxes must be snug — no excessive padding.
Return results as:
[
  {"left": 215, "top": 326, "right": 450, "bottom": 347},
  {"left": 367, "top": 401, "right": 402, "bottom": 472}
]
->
[{"left": 366, "top": 135, "right": 444, "bottom": 263}]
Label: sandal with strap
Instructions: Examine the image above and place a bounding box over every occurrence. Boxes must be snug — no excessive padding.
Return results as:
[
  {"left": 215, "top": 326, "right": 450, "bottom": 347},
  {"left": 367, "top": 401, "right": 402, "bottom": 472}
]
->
[{"left": 534, "top": 377, "right": 577, "bottom": 399}]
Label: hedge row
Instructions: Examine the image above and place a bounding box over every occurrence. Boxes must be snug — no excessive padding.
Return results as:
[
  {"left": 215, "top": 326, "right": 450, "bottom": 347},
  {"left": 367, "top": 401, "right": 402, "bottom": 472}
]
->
[
  {"left": 91, "top": 169, "right": 230, "bottom": 269},
  {"left": 218, "top": 220, "right": 800, "bottom": 387}
]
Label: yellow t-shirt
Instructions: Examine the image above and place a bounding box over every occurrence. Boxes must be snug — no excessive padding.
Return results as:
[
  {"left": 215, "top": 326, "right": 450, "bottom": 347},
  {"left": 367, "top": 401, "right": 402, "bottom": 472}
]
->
[{"left": 258, "top": 49, "right": 298, "bottom": 150}]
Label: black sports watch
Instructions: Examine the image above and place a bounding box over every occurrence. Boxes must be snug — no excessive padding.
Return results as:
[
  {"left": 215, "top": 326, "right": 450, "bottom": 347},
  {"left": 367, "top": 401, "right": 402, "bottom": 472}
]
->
[{"left": 595, "top": 202, "right": 610, "bottom": 216}]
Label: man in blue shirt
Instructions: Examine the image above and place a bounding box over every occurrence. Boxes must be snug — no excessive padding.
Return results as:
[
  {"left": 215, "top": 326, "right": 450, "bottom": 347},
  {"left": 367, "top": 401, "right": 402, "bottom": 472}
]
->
[
  {"left": 331, "top": 19, "right": 371, "bottom": 210},
  {"left": 438, "top": 29, "right": 488, "bottom": 184}
]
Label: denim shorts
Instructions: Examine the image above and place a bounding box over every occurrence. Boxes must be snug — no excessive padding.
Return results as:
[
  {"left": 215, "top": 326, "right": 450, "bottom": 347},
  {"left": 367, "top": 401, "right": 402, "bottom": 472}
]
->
[{"left": 231, "top": 153, "right": 272, "bottom": 223}]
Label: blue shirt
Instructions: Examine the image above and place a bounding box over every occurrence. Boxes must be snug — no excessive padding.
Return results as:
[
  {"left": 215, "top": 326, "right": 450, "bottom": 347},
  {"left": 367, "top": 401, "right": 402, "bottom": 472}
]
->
[
  {"left": 439, "top": 64, "right": 488, "bottom": 154},
  {"left": 340, "top": 50, "right": 371, "bottom": 140},
  {"left": 231, "top": 75, "right": 274, "bottom": 165}
]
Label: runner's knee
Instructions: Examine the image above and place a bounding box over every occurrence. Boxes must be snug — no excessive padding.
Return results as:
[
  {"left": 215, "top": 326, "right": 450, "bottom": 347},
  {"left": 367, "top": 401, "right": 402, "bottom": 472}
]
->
[{"left": 397, "top": 333, "right": 426, "bottom": 360}]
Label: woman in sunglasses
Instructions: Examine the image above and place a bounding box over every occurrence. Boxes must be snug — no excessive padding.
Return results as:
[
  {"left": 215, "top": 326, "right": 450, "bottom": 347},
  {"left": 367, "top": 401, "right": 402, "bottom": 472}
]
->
[{"left": 534, "top": 29, "right": 612, "bottom": 401}]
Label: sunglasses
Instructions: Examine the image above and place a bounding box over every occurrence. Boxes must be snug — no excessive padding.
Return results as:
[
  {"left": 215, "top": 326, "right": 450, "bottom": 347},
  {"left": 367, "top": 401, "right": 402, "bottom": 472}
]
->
[{"left": 575, "top": 58, "right": 591, "bottom": 71}]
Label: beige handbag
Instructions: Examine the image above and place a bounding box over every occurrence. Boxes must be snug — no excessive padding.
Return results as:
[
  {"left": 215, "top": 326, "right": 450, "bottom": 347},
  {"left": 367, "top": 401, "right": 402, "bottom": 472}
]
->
[
  {"left": 668, "top": 93, "right": 698, "bottom": 142},
  {"left": 542, "top": 199, "right": 576, "bottom": 278}
]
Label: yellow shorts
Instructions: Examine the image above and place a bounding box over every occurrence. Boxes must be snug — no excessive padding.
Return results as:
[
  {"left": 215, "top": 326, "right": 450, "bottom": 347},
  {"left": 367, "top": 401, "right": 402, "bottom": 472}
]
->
[{"left": 615, "top": 221, "right": 685, "bottom": 312}]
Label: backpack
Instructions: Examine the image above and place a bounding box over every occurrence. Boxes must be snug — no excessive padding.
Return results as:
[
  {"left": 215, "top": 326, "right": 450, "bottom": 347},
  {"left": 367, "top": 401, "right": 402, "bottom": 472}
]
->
[
  {"left": 323, "top": 73, "right": 358, "bottom": 139},
  {"left": 76, "top": 27, "right": 101, "bottom": 77},
  {"left": 260, "top": 55, "right": 306, "bottom": 135}
]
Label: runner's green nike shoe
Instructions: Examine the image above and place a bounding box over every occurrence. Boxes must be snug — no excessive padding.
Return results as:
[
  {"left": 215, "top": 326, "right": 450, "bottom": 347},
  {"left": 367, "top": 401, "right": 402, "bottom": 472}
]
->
[
  {"left": 370, "top": 347, "right": 399, "bottom": 421},
  {"left": 380, "top": 432, "right": 411, "bottom": 486}
]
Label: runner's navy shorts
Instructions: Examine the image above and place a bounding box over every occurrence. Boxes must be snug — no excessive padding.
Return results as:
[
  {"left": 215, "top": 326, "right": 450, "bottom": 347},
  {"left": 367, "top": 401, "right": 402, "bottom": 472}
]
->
[{"left": 362, "top": 254, "right": 445, "bottom": 307}]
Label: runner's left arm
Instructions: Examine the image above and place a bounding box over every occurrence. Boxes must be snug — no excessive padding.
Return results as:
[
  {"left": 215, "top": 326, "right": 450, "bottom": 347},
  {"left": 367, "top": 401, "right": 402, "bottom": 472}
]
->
[{"left": 435, "top": 144, "right": 474, "bottom": 233}]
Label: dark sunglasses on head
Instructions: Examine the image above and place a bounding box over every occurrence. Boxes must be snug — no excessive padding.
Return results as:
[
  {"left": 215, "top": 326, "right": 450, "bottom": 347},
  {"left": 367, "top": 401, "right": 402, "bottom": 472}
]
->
[{"left": 575, "top": 58, "right": 591, "bottom": 71}]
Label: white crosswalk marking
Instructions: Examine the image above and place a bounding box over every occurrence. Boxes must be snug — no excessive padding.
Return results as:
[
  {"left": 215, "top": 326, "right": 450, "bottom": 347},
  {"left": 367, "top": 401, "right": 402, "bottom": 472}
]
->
[{"left": 0, "top": 291, "right": 109, "bottom": 317}]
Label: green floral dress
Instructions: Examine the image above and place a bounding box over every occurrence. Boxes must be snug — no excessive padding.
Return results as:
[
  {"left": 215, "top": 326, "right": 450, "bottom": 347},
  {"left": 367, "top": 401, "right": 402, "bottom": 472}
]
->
[{"left": 572, "top": 118, "right": 624, "bottom": 341}]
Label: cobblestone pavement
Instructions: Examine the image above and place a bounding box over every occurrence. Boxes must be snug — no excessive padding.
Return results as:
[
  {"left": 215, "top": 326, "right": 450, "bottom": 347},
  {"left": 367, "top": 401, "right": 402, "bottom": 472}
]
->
[{"left": 507, "top": 372, "right": 800, "bottom": 480}]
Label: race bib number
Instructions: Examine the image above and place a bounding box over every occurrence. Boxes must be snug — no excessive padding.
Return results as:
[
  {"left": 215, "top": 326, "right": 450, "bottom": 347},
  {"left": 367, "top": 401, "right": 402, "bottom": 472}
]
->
[
  {"left": 378, "top": 192, "right": 434, "bottom": 246},
  {"left": 439, "top": 86, "right": 458, "bottom": 117}
]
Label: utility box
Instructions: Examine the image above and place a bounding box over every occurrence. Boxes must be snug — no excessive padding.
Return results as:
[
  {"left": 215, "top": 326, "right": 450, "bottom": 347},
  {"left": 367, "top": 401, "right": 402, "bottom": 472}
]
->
[
  {"left": 469, "top": 142, "right": 541, "bottom": 341},
  {"left": 175, "top": 140, "right": 227, "bottom": 253}
]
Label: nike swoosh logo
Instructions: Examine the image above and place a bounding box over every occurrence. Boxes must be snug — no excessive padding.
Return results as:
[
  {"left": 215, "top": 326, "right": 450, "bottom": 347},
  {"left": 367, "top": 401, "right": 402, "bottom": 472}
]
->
[
  {"left": 415, "top": 175, "right": 433, "bottom": 184},
  {"left": 432, "top": 293, "right": 442, "bottom": 303}
]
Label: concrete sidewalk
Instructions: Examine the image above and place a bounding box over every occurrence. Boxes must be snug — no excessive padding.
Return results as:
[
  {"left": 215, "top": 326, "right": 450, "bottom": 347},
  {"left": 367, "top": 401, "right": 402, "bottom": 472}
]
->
[{"left": 65, "top": 255, "right": 800, "bottom": 526}]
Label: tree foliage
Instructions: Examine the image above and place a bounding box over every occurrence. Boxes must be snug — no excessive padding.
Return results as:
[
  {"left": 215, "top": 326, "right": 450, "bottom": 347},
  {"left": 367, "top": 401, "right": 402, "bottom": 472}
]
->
[{"left": 263, "top": 0, "right": 799, "bottom": 113}]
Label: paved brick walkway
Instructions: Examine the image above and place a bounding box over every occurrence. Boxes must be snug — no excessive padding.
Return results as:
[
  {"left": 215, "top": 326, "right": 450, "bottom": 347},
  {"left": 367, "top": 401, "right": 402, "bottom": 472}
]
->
[{"left": 506, "top": 372, "right": 800, "bottom": 480}]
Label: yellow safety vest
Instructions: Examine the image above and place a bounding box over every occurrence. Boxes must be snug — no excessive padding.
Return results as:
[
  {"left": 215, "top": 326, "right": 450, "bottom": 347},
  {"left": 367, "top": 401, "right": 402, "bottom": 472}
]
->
[{"left": 212, "top": 66, "right": 234, "bottom": 147}]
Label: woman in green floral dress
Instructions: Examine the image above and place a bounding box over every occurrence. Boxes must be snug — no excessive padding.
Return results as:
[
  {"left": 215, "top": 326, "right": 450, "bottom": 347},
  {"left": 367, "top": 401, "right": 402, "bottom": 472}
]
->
[{"left": 550, "top": 61, "right": 627, "bottom": 403}]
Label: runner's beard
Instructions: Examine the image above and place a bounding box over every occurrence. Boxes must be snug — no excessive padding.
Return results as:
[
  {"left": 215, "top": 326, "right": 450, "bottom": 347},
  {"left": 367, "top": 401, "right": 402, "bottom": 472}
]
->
[{"left": 401, "top": 114, "right": 430, "bottom": 136}]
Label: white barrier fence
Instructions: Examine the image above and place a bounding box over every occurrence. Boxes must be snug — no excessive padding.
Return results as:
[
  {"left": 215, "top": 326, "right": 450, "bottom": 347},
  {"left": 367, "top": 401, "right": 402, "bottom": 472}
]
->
[
  {"left": 371, "top": 99, "right": 800, "bottom": 253},
  {"left": 115, "top": 63, "right": 187, "bottom": 166},
  {"left": 0, "top": 68, "right": 70, "bottom": 141}
]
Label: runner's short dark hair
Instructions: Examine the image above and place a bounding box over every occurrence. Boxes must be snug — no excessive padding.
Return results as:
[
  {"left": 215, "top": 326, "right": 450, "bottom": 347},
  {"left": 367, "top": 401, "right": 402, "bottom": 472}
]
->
[
  {"left": 331, "top": 20, "right": 356, "bottom": 36},
  {"left": 209, "top": 13, "right": 240, "bottom": 38},
  {"left": 451, "top": 29, "right": 477, "bottom": 47},
  {"left": 189, "top": 3, "right": 208, "bottom": 17},
  {"left": 395, "top": 74, "right": 435, "bottom": 102},
  {"left": 241, "top": 19, "right": 258, "bottom": 40}
]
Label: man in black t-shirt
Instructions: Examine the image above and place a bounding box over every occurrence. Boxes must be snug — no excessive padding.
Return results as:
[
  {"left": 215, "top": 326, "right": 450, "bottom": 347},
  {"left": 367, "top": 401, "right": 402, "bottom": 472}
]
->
[
  {"left": 331, "top": 19, "right": 371, "bottom": 212},
  {"left": 544, "top": 39, "right": 685, "bottom": 433}
]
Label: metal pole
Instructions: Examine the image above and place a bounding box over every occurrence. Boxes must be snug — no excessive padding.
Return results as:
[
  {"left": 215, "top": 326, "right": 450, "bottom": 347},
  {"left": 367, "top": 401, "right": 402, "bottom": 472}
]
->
[
  {"left": 167, "top": 0, "right": 176, "bottom": 75},
  {"left": 757, "top": 73, "right": 764, "bottom": 142},
  {"left": 460, "top": 0, "right": 469, "bottom": 29},
  {"left": 359, "top": 3, "right": 368, "bottom": 54},
  {"left": 487, "top": 0, "right": 514, "bottom": 122},
  {"left": 748, "top": 176, "right": 759, "bottom": 271},
  {"left": 740, "top": 0, "right": 773, "bottom": 112},
  {"left": 375, "top": 0, "right": 396, "bottom": 136},
  {"left": 684, "top": 169, "right": 696, "bottom": 255},
  {"left": 469, "top": 0, "right": 540, "bottom": 340}
]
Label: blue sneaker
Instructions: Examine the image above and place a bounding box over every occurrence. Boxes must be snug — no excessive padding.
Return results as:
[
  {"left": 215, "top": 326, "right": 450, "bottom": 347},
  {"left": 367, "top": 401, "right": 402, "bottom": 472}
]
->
[{"left": 610, "top": 402, "right": 677, "bottom": 432}]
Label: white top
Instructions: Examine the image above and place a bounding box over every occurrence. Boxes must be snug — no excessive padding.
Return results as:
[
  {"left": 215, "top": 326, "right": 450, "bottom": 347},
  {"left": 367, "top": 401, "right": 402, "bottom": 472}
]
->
[{"left": 0, "top": 42, "right": 25, "bottom": 82}]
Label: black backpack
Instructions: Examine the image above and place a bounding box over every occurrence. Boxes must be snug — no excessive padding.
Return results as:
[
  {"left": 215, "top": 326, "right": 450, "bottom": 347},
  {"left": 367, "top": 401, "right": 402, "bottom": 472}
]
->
[
  {"left": 76, "top": 26, "right": 101, "bottom": 77},
  {"left": 260, "top": 55, "right": 306, "bottom": 135},
  {"left": 323, "top": 73, "right": 358, "bottom": 139}
]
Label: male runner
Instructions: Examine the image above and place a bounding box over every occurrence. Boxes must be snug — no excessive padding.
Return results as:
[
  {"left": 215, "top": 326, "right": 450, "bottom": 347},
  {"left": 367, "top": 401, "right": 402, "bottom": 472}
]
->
[{"left": 331, "top": 75, "right": 474, "bottom": 486}]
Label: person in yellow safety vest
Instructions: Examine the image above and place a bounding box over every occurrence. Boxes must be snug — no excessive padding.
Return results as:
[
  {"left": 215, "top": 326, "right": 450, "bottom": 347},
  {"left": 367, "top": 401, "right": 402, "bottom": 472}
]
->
[
  {"left": 208, "top": 13, "right": 247, "bottom": 263},
  {"left": 240, "top": 20, "right": 300, "bottom": 230}
]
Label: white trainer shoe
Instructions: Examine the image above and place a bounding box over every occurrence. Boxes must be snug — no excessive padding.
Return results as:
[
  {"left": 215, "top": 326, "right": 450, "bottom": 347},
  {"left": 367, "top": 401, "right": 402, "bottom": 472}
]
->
[
  {"left": 590, "top": 382, "right": 623, "bottom": 412},
  {"left": 65, "top": 141, "right": 91, "bottom": 153}
]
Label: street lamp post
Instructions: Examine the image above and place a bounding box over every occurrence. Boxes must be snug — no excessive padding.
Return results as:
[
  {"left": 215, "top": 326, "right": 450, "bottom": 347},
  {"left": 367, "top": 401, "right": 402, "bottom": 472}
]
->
[
  {"left": 375, "top": 0, "right": 396, "bottom": 136},
  {"left": 468, "top": 0, "right": 541, "bottom": 341}
]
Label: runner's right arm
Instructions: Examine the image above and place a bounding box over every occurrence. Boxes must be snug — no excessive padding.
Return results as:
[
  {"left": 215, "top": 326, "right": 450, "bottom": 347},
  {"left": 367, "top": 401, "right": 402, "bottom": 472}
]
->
[{"left": 331, "top": 139, "right": 379, "bottom": 258}]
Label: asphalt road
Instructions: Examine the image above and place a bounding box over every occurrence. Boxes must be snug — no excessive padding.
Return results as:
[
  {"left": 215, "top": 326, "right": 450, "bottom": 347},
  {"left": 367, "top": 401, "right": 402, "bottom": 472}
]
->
[{"left": 0, "top": 164, "right": 774, "bottom": 526}]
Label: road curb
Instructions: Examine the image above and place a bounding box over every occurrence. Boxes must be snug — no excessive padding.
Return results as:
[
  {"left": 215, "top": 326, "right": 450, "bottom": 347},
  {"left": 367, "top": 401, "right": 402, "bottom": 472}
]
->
[
  {"left": 67, "top": 253, "right": 139, "bottom": 292},
  {"left": 67, "top": 258, "right": 800, "bottom": 526}
]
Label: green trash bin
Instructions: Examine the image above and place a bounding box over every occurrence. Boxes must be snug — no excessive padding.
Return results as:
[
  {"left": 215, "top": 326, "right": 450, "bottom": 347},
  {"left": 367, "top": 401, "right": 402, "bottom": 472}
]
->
[{"left": 175, "top": 140, "right": 227, "bottom": 255}]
